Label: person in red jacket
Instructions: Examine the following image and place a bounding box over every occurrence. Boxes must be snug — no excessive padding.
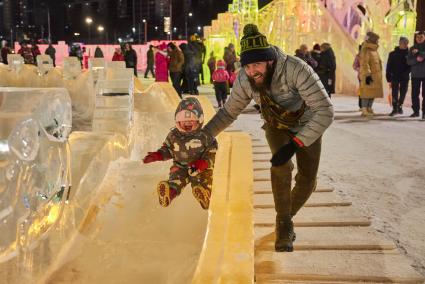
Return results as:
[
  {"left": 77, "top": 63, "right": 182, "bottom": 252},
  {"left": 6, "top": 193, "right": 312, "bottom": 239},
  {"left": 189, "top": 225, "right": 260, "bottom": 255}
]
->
[
  {"left": 212, "top": 59, "right": 230, "bottom": 108},
  {"left": 112, "top": 47, "right": 125, "bottom": 61}
]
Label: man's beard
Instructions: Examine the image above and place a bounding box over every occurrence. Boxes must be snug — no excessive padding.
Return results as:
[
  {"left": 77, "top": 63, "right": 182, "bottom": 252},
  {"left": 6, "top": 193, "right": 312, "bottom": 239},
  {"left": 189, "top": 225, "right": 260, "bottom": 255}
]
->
[{"left": 247, "top": 62, "right": 275, "bottom": 93}]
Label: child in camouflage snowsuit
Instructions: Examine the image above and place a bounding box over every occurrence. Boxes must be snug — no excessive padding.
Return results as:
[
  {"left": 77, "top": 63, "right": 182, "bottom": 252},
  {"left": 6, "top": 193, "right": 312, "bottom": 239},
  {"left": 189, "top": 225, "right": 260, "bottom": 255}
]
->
[{"left": 143, "top": 97, "right": 218, "bottom": 209}]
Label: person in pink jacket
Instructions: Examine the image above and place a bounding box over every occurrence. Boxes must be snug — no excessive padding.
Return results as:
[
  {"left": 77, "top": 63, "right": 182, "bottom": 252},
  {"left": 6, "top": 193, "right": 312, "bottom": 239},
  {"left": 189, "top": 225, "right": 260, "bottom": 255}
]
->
[
  {"left": 155, "top": 42, "right": 170, "bottom": 82},
  {"left": 212, "top": 59, "right": 230, "bottom": 108}
]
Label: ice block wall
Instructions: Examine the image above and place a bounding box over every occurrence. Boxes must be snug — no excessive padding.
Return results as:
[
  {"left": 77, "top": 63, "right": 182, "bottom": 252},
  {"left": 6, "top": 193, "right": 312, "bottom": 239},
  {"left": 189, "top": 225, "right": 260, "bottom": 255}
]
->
[{"left": 0, "top": 88, "right": 72, "bottom": 265}]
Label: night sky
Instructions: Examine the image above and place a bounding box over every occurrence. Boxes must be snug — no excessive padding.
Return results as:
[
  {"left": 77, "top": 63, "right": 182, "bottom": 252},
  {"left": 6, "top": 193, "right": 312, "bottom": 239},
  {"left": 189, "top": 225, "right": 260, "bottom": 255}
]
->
[{"left": 0, "top": 0, "right": 274, "bottom": 44}]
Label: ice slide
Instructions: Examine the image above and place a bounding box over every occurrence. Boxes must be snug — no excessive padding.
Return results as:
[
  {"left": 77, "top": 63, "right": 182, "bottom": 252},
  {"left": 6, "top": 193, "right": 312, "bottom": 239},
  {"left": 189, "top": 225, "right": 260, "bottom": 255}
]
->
[{"left": 0, "top": 81, "right": 253, "bottom": 283}]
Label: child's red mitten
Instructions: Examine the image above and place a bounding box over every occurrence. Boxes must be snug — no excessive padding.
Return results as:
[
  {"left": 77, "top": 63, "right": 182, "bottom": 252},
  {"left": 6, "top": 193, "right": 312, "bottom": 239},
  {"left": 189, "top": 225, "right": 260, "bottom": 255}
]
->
[
  {"left": 188, "top": 159, "right": 209, "bottom": 173},
  {"left": 143, "top": 151, "right": 163, "bottom": 163}
]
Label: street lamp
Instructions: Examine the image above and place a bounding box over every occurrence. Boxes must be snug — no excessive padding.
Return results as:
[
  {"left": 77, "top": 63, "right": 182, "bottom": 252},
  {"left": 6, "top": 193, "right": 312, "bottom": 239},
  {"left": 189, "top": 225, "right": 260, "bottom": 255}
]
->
[
  {"left": 142, "top": 19, "right": 147, "bottom": 43},
  {"left": 185, "top": 12, "right": 193, "bottom": 40},
  {"left": 97, "top": 25, "right": 104, "bottom": 42},
  {"left": 85, "top": 17, "right": 93, "bottom": 43}
]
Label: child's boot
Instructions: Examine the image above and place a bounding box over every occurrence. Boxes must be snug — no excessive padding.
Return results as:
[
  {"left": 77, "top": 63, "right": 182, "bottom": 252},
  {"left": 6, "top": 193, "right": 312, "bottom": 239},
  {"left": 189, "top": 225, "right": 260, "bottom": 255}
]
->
[
  {"left": 157, "top": 181, "right": 178, "bottom": 207},
  {"left": 192, "top": 185, "right": 211, "bottom": 210}
]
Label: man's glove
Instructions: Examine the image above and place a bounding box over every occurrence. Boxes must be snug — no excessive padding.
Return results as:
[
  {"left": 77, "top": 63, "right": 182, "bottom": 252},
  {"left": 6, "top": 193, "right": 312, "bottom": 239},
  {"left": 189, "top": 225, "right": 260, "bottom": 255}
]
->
[
  {"left": 143, "top": 151, "right": 163, "bottom": 163},
  {"left": 270, "top": 137, "right": 304, "bottom": 167},
  {"left": 188, "top": 159, "right": 209, "bottom": 176},
  {"left": 365, "top": 75, "right": 373, "bottom": 85}
]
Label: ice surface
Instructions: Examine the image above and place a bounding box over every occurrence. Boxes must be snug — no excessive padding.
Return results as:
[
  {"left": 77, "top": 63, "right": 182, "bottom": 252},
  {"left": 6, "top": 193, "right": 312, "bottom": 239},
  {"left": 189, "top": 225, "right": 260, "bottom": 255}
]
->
[
  {"left": 62, "top": 57, "right": 82, "bottom": 80},
  {"left": 106, "top": 60, "right": 126, "bottom": 69}
]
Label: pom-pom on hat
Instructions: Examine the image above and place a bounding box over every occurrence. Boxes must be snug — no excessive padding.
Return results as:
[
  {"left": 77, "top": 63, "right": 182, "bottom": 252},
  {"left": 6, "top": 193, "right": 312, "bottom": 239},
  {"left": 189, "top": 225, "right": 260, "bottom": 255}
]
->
[{"left": 240, "top": 24, "right": 276, "bottom": 66}]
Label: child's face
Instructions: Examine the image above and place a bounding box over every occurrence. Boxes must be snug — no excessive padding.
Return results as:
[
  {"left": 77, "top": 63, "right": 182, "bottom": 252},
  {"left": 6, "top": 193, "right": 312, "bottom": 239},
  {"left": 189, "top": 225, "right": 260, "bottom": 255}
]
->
[
  {"left": 177, "top": 120, "right": 200, "bottom": 133},
  {"left": 415, "top": 34, "right": 425, "bottom": 44}
]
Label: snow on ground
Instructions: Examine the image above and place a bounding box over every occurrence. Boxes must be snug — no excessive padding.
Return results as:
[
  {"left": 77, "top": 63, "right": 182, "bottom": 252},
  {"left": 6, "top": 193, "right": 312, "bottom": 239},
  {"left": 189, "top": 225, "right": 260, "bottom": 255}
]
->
[{"left": 202, "top": 90, "right": 425, "bottom": 276}]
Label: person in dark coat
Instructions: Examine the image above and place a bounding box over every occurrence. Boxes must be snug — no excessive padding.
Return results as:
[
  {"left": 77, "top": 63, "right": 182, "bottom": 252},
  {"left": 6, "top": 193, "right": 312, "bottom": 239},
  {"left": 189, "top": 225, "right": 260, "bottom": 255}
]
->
[
  {"left": 189, "top": 36, "right": 206, "bottom": 84},
  {"left": 188, "top": 35, "right": 203, "bottom": 89},
  {"left": 386, "top": 36, "right": 410, "bottom": 116},
  {"left": 1, "top": 41, "right": 12, "bottom": 64},
  {"left": 32, "top": 44, "right": 41, "bottom": 63},
  {"left": 223, "top": 43, "right": 237, "bottom": 74},
  {"left": 94, "top": 46, "right": 104, "bottom": 58},
  {"left": 207, "top": 51, "right": 216, "bottom": 84},
  {"left": 45, "top": 43, "right": 56, "bottom": 66},
  {"left": 144, "top": 45, "right": 155, "bottom": 78},
  {"left": 179, "top": 43, "right": 199, "bottom": 95},
  {"left": 407, "top": 31, "right": 425, "bottom": 119},
  {"left": 316, "top": 43, "right": 336, "bottom": 97},
  {"left": 124, "top": 43, "right": 138, "bottom": 77},
  {"left": 311, "top": 44, "right": 321, "bottom": 71},
  {"left": 295, "top": 44, "right": 317, "bottom": 69}
]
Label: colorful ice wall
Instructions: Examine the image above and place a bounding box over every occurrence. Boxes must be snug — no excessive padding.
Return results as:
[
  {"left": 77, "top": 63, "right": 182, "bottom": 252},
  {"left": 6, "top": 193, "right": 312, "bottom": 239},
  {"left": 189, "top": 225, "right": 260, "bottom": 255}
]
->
[
  {"left": 13, "top": 41, "right": 186, "bottom": 72},
  {"left": 203, "top": 0, "right": 417, "bottom": 95}
]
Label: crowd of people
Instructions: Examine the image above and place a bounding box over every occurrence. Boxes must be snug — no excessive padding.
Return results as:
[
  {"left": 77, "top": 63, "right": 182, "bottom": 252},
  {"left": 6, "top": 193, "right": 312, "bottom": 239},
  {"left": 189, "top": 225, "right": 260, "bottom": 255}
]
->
[
  {"left": 0, "top": 41, "right": 55, "bottom": 66},
  {"left": 353, "top": 30, "right": 425, "bottom": 119},
  {"left": 139, "top": 35, "right": 207, "bottom": 97},
  {"left": 294, "top": 42, "right": 336, "bottom": 98},
  {"left": 3, "top": 29, "right": 424, "bottom": 120}
]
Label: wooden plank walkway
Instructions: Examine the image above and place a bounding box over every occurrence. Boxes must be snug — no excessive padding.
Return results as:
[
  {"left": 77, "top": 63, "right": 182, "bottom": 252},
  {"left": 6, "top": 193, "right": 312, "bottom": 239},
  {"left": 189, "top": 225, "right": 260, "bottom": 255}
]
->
[
  {"left": 254, "top": 192, "right": 352, "bottom": 208},
  {"left": 249, "top": 136, "right": 424, "bottom": 283}
]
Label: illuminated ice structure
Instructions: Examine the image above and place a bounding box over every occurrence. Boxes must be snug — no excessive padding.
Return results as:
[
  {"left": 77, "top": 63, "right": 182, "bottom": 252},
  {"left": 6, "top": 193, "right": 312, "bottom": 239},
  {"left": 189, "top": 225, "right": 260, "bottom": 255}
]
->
[
  {"left": 0, "top": 88, "right": 72, "bottom": 263},
  {"left": 203, "top": 0, "right": 417, "bottom": 94},
  {"left": 92, "top": 67, "right": 135, "bottom": 136},
  {"left": 88, "top": 57, "right": 106, "bottom": 84},
  {"left": 36, "top": 55, "right": 54, "bottom": 75},
  {"left": 7, "top": 54, "right": 24, "bottom": 73}
]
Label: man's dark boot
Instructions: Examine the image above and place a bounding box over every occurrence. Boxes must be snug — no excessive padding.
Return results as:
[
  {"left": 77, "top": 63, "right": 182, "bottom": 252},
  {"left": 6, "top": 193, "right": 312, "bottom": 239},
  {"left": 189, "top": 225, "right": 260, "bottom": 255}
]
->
[
  {"left": 398, "top": 105, "right": 403, "bottom": 114},
  {"left": 389, "top": 107, "right": 397, "bottom": 116},
  {"left": 275, "top": 216, "right": 296, "bottom": 252}
]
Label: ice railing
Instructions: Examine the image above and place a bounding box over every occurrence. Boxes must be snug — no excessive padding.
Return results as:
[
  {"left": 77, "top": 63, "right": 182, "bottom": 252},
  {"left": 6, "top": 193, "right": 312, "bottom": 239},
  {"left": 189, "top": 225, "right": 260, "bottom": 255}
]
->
[{"left": 0, "top": 88, "right": 72, "bottom": 263}]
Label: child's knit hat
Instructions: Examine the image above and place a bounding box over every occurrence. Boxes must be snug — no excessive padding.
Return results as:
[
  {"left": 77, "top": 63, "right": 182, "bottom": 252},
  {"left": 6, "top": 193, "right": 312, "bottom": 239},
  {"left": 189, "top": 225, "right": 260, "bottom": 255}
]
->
[
  {"left": 240, "top": 24, "right": 276, "bottom": 66},
  {"left": 175, "top": 97, "right": 204, "bottom": 131},
  {"left": 216, "top": 59, "right": 226, "bottom": 69}
]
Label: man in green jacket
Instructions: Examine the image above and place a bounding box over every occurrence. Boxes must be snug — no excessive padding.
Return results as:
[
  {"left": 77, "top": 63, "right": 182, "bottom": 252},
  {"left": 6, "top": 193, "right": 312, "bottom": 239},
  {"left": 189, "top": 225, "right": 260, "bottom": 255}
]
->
[{"left": 203, "top": 24, "right": 334, "bottom": 252}]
